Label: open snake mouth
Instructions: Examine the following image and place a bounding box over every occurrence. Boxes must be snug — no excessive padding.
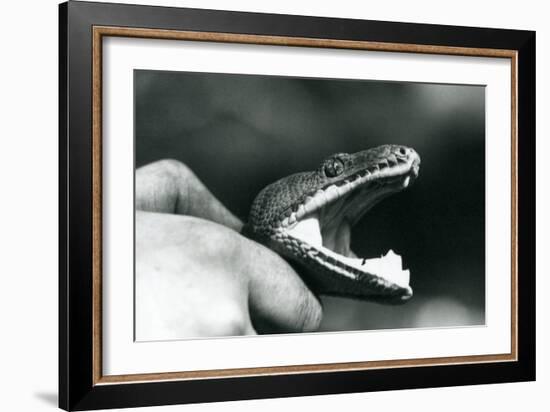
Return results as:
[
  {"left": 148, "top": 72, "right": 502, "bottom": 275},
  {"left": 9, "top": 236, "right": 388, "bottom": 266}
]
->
[{"left": 281, "top": 148, "right": 420, "bottom": 299}]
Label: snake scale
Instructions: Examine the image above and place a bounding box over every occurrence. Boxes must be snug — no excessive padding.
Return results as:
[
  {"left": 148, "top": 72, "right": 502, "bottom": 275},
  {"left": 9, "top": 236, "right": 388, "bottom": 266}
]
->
[{"left": 242, "top": 144, "right": 421, "bottom": 304}]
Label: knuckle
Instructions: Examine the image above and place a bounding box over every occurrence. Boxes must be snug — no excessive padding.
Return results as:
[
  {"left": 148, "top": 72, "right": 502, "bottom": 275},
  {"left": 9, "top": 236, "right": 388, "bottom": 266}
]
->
[
  {"left": 153, "top": 159, "right": 194, "bottom": 213},
  {"left": 156, "top": 158, "right": 189, "bottom": 179}
]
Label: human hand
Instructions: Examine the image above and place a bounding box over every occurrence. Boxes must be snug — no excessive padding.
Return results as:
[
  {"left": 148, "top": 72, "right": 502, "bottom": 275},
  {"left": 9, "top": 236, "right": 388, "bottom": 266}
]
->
[{"left": 135, "top": 160, "right": 322, "bottom": 339}]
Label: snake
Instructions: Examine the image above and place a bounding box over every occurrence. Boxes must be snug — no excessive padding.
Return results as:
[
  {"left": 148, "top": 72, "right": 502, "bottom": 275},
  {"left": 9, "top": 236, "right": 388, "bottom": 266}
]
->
[{"left": 242, "top": 144, "right": 421, "bottom": 304}]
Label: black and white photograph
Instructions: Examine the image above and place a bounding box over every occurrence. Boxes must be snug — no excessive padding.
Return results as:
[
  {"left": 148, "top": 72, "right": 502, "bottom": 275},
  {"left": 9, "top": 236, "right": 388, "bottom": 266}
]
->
[{"left": 134, "top": 70, "right": 486, "bottom": 340}]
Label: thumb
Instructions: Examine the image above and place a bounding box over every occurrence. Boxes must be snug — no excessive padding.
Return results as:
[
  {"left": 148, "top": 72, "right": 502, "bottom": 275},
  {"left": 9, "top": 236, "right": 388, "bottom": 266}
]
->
[{"left": 136, "top": 159, "right": 243, "bottom": 231}]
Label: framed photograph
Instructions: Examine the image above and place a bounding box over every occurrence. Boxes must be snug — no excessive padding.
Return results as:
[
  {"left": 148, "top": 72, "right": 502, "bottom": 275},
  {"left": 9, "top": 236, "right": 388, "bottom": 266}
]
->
[{"left": 59, "top": 1, "right": 535, "bottom": 410}]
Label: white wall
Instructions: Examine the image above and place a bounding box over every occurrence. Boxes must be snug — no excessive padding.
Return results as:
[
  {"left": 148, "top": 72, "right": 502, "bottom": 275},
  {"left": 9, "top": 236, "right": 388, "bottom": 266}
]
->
[{"left": 0, "top": 0, "right": 546, "bottom": 411}]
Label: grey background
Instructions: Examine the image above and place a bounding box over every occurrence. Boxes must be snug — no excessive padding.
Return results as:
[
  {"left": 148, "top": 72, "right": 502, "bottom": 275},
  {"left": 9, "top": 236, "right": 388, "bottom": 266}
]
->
[{"left": 135, "top": 69, "right": 485, "bottom": 332}]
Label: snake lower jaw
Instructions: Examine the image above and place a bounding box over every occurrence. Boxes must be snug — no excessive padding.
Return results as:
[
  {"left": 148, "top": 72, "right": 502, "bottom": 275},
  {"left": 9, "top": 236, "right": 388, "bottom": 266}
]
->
[{"left": 284, "top": 215, "right": 413, "bottom": 298}]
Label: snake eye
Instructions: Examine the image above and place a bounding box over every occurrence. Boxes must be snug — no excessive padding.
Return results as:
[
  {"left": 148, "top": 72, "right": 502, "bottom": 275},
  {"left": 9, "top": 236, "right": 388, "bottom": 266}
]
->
[{"left": 324, "top": 158, "right": 345, "bottom": 178}]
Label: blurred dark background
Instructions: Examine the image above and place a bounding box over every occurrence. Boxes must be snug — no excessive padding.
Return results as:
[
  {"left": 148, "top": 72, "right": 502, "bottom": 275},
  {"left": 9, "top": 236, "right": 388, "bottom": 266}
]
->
[{"left": 135, "top": 69, "right": 485, "bottom": 332}]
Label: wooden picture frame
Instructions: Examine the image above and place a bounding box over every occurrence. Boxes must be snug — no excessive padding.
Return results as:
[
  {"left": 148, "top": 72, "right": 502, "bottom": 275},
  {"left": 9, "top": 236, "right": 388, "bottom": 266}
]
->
[{"left": 59, "top": 1, "right": 535, "bottom": 410}]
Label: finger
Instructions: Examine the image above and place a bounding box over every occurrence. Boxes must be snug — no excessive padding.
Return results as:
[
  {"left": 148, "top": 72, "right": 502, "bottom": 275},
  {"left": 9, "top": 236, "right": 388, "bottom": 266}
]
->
[
  {"left": 238, "top": 237, "right": 323, "bottom": 334},
  {"left": 136, "top": 159, "right": 243, "bottom": 231}
]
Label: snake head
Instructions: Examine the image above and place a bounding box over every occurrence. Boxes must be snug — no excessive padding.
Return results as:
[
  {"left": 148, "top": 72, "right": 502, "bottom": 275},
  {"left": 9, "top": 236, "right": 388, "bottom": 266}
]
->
[
  {"left": 245, "top": 144, "right": 421, "bottom": 303},
  {"left": 320, "top": 145, "right": 419, "bottom": 183}
]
